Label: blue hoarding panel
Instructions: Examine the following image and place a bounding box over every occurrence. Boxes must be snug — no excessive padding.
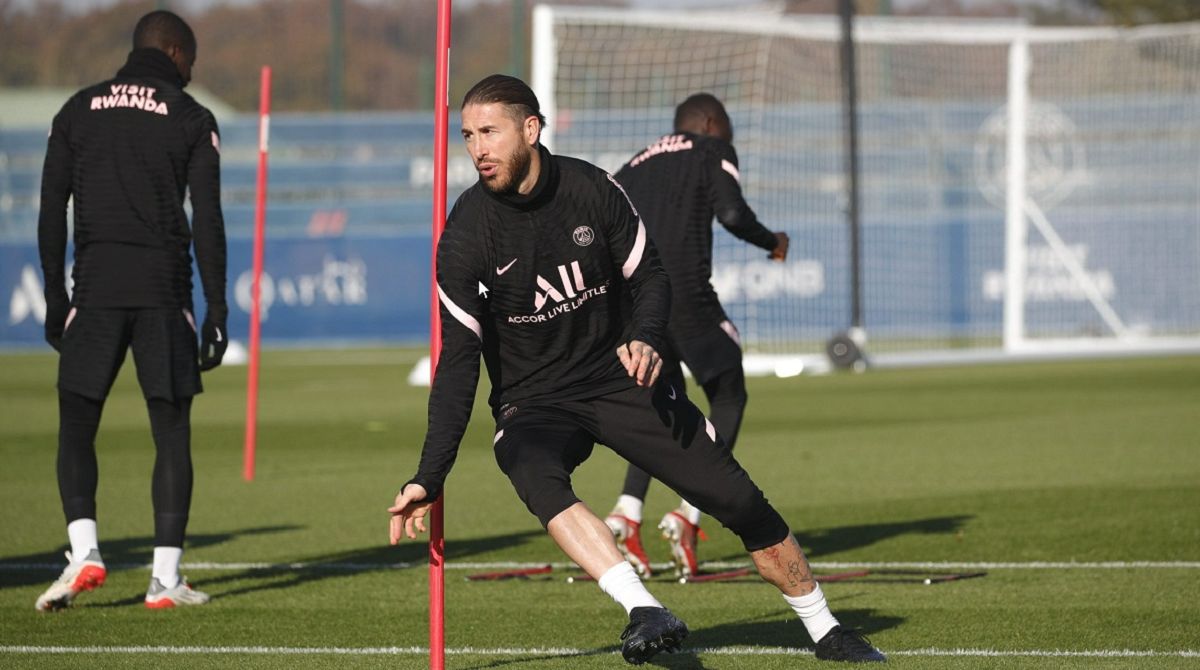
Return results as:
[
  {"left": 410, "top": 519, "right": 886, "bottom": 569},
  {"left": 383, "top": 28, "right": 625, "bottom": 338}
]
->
[{"left": 2, "top": 234, "right": 433, "bottom": 347}]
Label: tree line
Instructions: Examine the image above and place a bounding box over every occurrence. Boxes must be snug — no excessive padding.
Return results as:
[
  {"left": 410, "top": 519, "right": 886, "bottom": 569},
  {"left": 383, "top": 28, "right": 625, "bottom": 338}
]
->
[
  {"left": 0, "top": 0, "right": 617, "bottom": 112},
  {"left": 1, "top": 0, "right": 1193, "bottom": 113}
]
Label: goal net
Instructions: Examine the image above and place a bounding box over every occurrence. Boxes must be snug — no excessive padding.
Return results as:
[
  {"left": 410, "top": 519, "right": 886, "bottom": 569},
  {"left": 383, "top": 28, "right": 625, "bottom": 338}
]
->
[{"left": 532, "top": 6, "right": 1200, "bottom": 366}]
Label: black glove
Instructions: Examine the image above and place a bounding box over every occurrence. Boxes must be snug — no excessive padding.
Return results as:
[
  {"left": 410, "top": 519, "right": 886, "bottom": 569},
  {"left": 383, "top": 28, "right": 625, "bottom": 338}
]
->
[
  {"left": 199, "top": 312, "right": 228, "bottom": 371},
  {"left": 44, "top": 293, "right": 71, "bottom": 352}
]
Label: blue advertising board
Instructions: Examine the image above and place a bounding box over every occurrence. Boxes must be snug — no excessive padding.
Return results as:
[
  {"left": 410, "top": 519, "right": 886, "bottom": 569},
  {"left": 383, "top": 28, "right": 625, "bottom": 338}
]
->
[
  {"left": 2, "top": 233, "right": 432, "bottom": 348},
  {"left": 3, "top": 98, "right": 1197, "bottom": 350}
]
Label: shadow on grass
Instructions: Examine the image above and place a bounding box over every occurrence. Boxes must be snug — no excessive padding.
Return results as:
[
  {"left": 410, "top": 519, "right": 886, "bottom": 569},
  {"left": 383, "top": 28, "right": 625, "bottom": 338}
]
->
[
  {"left": 172, "top": 528, "right": 547, "bottom": 601},
  {"left": 689, "top": 607, "right": 898, "bottom": 648},
  {"left": 0, "top": 527, "right": 545, "bottom": 606},
  {"left": 800, "top": 515, "right": 972, "bottom": 556},
  {"left": 456, "top": 608, "right": 900, "bottom": 669},
  {"left": 0, "top": 524, "right": 301, "bottom": 590},
  {"left": 454, "top": 646, "right": 717, "bottom": 670},
  {"left": 457, "top": 648, "right": 616, "bottom": 670},
  {"left": 705, "top": 515, "right": 973, "bottom": 564}
]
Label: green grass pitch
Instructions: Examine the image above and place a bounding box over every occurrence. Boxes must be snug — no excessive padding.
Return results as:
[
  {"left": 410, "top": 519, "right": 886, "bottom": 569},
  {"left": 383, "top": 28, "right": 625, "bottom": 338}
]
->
[{"left": 1, "top": 349, "right": 1198, "bottom": 668}]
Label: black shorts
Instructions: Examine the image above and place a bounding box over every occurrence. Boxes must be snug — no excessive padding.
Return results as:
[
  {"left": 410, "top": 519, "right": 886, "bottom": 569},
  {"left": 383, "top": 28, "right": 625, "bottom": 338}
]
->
[
  {"left": 667, "top": 319, "right": 743, "bottom": 384},
  {"left": 492, "top": 381, "right": 789, "bottom": 551},
  {"left": 58, "top": 307, "right": 202, "bottom": 402}
]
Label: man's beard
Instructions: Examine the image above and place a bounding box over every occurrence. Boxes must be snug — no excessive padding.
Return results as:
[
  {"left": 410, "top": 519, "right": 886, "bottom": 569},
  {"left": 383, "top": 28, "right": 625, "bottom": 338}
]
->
[{"left": 481, "top": 145, "right": 533, "bottom": 194}]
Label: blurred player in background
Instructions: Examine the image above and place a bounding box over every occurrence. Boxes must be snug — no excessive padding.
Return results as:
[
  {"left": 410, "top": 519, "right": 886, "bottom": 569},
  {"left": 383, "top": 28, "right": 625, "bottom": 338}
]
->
[
  {"left": 388, "top": 75, "right": 883, "bottom": 664},
  {"left": 605, "top": 93, "right": 790, "bottom": 580},
  {"left": 35, "top": 10, "right": 226, "bottom": 611}
]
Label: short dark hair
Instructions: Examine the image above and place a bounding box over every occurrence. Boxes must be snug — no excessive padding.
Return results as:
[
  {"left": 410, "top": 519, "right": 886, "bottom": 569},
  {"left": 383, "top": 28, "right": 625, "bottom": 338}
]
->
[
  {"left": 462, "top": 74, "right": 547, "bottom": 130},
  {"left": 674, "top": 93, "right": 730, "bottom": 131},
  {"left": 133, "top": 10, "right": 196, "bottom": 57}
]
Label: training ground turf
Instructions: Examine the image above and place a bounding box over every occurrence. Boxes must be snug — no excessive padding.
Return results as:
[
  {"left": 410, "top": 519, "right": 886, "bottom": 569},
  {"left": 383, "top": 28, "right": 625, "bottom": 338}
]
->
[{"left": 1, "top": 349, "right": 1197, "bottom": 669}]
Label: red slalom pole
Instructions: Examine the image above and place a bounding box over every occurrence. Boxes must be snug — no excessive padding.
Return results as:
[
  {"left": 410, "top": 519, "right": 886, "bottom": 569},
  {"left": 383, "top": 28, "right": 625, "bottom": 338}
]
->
[
  {"left": 429, "top": 2, "right": 452, "bottom": 668},
  {"left": 243, "top": 65, "right": 271, "bottom": 482}
]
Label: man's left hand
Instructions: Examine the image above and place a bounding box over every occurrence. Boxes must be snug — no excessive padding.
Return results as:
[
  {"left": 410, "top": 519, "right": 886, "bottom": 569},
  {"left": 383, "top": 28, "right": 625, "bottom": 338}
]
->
[
  {"left": 199, "top": 313, "right": 227, "bottom": 371},
  {"left": 44, "top": 296, "right": 70, "bottom": 352},
  {"left": 769, "top": 232, "right": 790, "bottom": 261},
  {"left": 617, "top": 340, "right": 663, "bottom": 387}
]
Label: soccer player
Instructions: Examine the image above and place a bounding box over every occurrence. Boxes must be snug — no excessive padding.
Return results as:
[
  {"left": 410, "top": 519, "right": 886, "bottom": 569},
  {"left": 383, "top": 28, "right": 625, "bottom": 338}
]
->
[
  {"left": 388, "top": 75, "right": 884, "bottom": 664},
  {"left": 35, "top": 10, "right": 226, "bottom": 611},
  {"left": 604, "top": 93, "right": 789, "bottom": 580}
]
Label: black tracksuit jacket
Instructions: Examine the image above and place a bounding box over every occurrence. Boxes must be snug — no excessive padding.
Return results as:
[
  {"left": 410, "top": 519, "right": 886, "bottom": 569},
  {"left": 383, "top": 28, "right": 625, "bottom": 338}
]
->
[
  {"left": 614, "top": 132, "right": 777, "bottom": 337},
  {"left": 38, "top": 48, "right": 226, "bottom": 323},
  {"left": 408, "top": 145, "right": 670, "bottom": 500}
]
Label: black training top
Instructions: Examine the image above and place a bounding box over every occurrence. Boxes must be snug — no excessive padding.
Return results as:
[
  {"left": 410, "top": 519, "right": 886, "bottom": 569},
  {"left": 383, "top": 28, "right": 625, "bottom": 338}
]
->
[
  {"left": 408, "top": 145, "right": 670, "bottom": 500},
  {"left": 38, "top": 48, "right": 226, "bottom": 321},
  {"left": 614, "top": 132, "right": 776, "bottom": 335}
]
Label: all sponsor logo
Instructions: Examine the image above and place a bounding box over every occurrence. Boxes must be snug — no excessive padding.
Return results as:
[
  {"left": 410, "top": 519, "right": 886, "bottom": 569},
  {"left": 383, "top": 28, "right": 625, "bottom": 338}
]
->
[
  {"left": 534, "top": 261, "right": 585, "bottom": 313},
  {"left": 507, "top": 260, "right": 609, "bottom": 324}
]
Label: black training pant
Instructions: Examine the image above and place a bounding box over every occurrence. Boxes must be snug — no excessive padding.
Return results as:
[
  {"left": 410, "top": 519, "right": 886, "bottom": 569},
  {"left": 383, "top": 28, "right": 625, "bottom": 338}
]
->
[
  {"left": 55, "top": 307, "right": 200, "bottom": 547},
  {"left": 493, "top": 381, "right": 788, "bottom": 552},
  {"left": 621, "top": 321, "right": 748, "bottom": 501}
]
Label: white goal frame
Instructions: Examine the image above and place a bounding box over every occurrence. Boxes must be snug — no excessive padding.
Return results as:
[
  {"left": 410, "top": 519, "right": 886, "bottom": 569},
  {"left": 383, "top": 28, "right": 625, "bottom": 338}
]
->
[{"left": 532, "top": 6, "right": 1200, "bottom": 371}]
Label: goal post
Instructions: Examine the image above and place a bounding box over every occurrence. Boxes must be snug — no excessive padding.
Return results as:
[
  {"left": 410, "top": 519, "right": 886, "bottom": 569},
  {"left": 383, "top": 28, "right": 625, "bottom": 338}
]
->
[
  {"left": 1001, "top": 23, "right": 1200, "bottom": 355},
  {"left": 532, "top": 6, "right": 1200, "bottom": 367}
]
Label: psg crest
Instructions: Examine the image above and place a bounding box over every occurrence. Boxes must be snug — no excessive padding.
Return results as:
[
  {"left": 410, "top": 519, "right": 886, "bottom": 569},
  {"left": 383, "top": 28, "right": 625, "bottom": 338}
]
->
[{"left": 572, "top": 226, "right": 594, "bottom": 247}]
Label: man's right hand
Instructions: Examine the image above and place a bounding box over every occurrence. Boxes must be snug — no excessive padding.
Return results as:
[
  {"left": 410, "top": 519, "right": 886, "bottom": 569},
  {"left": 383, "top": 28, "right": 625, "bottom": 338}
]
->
[
  {"left": 44, "top": 296, "right": 70, "bottom": 352},
  {"left": 388, "top": 483, "right": 433, "bottom": 544},
  {"left": 769, "top": 232, "right": 790, "bottom": 261}
]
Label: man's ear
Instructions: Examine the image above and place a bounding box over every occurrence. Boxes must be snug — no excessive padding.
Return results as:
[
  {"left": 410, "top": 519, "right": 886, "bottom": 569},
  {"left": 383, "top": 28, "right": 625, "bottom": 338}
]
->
[
  {"left": 164, "top": 45, "right": 183, "bottom": 70},
  {"left": 524, "top": 115, "right": 541, "bottom": 146}
]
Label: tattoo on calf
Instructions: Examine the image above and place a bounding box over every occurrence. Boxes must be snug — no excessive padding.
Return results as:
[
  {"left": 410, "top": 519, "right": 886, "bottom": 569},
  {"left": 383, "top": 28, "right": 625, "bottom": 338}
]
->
[
  {"left": 759, "top": 544, "right": 814, "bottom": 588},
  {"left": 787, "top": 559, "right": 811, "bottom": 588}
]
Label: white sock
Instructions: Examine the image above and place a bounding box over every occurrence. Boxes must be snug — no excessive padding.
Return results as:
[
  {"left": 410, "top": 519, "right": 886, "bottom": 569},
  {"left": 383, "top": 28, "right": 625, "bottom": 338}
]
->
[
  {"left": 598, "top": 561, "right": 662, "bottom": 614},
  {"left": 614, "top": 495, "right": 644, "bottom": 523},
  {"left": 784, "top": 584, "right": 840, "bottom": 643},
  {"left": 677, "top": 499, "right": 702, "bottom": 526},
  {"left": 67, "top": 519, "right": 99, "bottom": 561},
  {"left": 152, "top": 547, "right": 183, "bottom": 589}
]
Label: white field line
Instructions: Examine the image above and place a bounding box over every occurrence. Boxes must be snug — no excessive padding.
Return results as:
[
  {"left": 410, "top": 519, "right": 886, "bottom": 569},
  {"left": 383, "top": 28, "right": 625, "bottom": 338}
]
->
[
  {"left": 2, "top": 560, "right": 1199, "bottom": 572},
  {"left": 1, "top": 645, "right": 1197, "bottom": 658}
]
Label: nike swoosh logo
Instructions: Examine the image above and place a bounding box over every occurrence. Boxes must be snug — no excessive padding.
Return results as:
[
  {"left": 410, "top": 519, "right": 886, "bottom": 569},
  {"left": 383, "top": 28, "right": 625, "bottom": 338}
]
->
[
  {"left": 496, "top": 258, "right": 518, "bottom": 275},
  {"left": 667, "top": 386, "right": 677, "bottom": 400}
]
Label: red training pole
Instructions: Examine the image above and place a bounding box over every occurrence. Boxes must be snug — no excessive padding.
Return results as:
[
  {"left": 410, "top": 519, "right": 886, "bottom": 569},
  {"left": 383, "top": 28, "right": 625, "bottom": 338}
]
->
[
  {"left": 429, "top": 2, "right": 452, "bottom": 669},
  {"left": 243, "top": 65, "right": 271, "bottom": 483}
]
